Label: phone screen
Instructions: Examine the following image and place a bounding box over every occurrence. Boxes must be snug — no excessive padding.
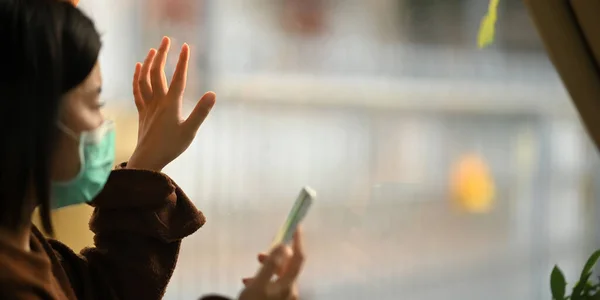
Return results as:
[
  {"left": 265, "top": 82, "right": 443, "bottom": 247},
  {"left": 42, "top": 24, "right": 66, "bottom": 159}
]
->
[{"left": 272, "top": 186, "right": 315, "bottom": 246}]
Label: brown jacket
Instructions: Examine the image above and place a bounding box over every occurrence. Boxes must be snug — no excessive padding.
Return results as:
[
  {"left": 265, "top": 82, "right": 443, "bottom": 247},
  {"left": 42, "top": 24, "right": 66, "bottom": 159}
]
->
[{"left": 0, "top": 166, "right": 231, "bottom": 300}]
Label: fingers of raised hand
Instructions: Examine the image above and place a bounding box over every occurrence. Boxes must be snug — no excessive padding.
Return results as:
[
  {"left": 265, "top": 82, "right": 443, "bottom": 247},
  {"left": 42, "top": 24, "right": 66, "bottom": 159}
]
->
[
  {"left": 139, "top": 48, "right": 157, "bottom": 100},
  {"left": 132, "top": 37, "right": 216, "bottom": 145},
  {"left": 136, "top": 38, "right": 194, "bottom": 109},
  {"left": 132, "top": 62, "right": 144, "bottom": 112},
  {"left": 150, "top": 37, "right": 170, "bottom": 98},
  {"left": 168, "top": 43, "right": 190, "bottom": 99}
]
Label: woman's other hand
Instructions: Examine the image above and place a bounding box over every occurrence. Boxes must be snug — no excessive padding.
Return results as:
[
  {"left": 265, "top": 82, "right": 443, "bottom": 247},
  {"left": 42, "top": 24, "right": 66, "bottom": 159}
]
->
[
  {"left": 127, "top": 36, "right": 216, "bottom": 171},
  {"left": 238, "top": 229, "right": 305, "bottom": 300}
]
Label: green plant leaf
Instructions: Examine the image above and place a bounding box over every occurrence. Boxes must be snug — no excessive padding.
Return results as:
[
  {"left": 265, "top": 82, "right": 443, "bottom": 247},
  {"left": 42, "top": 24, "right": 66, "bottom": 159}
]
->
[
  {"left": 581, "top": 250, "right": 600, "bottom": 280},
  {"left": 572, "top": 273, "right": 592, "bottom": 300},
  {"left": 583, "top": 280, "right": 598, "bottom": 295},
  {"left": 552, "top": 266, "right": 567, "bottom": 300}
]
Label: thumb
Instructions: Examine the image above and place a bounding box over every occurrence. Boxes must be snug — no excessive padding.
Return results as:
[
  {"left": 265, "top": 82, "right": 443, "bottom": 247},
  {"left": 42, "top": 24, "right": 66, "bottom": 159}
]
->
[{"left": 183, "top": 91, "right": 216, "bottom": 134}]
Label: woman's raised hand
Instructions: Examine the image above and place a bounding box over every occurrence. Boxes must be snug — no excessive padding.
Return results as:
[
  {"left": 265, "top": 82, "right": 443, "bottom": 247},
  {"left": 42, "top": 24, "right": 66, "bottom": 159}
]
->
[{"left": 128, "top": 36, "right": 216, "bottom": 171}]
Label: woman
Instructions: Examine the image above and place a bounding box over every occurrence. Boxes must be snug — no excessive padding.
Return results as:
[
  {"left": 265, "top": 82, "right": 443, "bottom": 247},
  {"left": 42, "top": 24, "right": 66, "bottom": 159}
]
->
[{"left": 0, "top": 0, "right": 304, "bottom": 299}]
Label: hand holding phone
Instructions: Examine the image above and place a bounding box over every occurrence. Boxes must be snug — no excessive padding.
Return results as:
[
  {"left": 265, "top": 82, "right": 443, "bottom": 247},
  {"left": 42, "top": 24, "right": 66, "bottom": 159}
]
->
[
  {"left": 239, "top": 186, "right": 314, "bottom": 300},
  {"left": 239, "top": 232, "right": 305, "bottom": 300}
]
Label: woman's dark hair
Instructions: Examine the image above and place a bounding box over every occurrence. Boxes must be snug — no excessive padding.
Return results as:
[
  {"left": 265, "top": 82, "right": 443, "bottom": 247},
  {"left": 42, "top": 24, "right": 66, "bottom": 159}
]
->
[{"left": 0, "top": 0, "right": 101, "bottom": 235}]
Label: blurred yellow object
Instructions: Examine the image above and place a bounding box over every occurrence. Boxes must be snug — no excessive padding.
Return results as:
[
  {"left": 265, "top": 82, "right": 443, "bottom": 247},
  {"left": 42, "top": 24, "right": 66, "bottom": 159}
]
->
[
  {"left": 450, "top": 153, "right": 496, "bottom": 213},
  {"left": 477, "top": 0, "right": 500, "bottom": 49}
]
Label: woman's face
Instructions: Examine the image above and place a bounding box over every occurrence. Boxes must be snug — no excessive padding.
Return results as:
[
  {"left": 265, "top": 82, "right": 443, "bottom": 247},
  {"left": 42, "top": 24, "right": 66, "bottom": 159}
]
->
[{"left": 51, "top": 62, "right": 104, "bottom": 181}]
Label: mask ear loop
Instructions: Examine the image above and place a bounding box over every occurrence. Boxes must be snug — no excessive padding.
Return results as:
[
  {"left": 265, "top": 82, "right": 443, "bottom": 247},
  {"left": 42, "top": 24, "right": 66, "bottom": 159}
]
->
[
  {"left": 53, "top": 122, "right": 86, "bottom": 185},
  {"left": 57, "top": 122, "right": 79, "bottom": 140}
]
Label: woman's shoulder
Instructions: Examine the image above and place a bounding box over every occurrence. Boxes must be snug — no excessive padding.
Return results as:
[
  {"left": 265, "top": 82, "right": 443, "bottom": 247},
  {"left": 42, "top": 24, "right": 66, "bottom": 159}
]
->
[{"left": 0, "top": 226, "right": 70, "bottom": 299}]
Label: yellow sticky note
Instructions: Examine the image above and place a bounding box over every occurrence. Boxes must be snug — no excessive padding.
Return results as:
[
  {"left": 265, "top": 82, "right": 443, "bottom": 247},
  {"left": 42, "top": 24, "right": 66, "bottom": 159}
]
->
[{"left": 477, "top": 0, "right": 500, "bottom": 49}]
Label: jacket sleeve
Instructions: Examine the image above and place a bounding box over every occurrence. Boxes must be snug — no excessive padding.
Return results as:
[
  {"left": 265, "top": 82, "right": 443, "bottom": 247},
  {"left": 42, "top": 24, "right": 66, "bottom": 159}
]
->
[{"left": 73, "top": 165, "right": 205, "bottom": 299}]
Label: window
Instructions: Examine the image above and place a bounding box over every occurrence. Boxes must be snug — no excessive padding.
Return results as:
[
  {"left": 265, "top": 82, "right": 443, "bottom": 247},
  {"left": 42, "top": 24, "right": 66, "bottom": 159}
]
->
[
  {"left": 496, "top": 0, "right": 545, "bottom": 53},
  {"left": 401, "top": 0, "right": 469, "bottom": 46}
]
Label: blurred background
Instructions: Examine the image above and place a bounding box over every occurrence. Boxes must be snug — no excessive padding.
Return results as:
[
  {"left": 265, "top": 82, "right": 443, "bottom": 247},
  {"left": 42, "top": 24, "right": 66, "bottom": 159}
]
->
[{"left": 40, "top": 0, "right": 600, "bottom": 299}]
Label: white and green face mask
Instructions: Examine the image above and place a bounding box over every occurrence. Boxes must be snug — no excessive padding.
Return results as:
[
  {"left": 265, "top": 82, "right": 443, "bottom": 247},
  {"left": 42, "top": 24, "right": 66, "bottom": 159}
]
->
[{"left": 51, "top": 120, "right": 116, "bottom": 209}]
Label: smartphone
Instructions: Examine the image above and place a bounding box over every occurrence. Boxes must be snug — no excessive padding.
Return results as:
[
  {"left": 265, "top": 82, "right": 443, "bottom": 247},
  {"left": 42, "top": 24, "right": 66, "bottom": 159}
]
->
[{"left": 271, "top": 186, "right": 316, "bottom": 247}]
